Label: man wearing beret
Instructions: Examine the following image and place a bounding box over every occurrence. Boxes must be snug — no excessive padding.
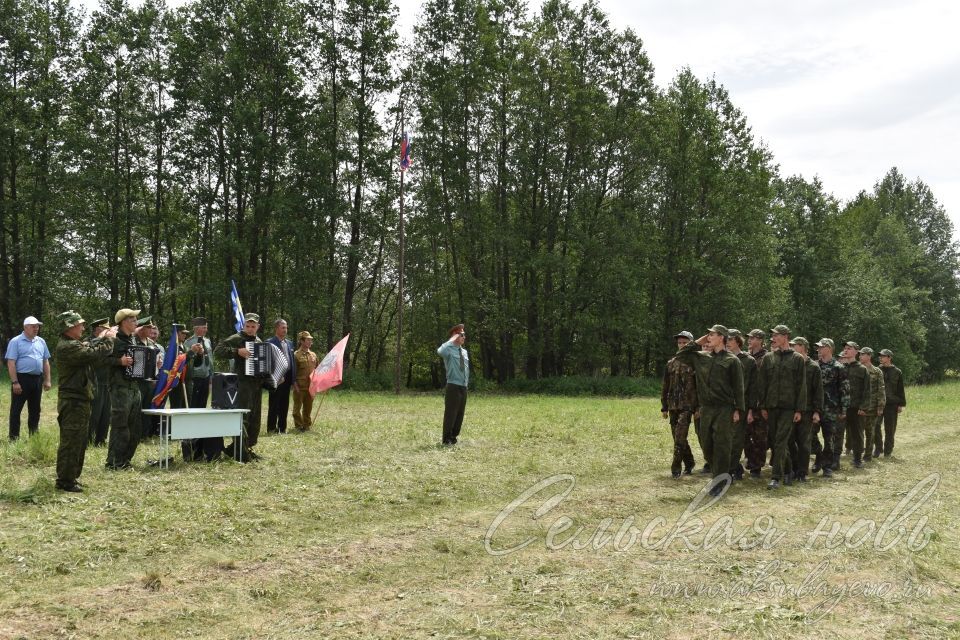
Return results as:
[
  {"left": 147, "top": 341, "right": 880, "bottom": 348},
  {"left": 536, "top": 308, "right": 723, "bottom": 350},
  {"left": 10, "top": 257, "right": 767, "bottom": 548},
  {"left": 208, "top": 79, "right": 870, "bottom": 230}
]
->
[
  {"left": 673, "top": 325, "right": 744, "bottom": 497},
  {"left": 725, "top": 329, "right": 757, "bottom": 481},
  {"left": 214, "top": 312, "right": 265, "bottom": 461},
  {"left": 660, "top": 331, "right": 698, "bottom": 478},
  {"left": 105, "top": 308, "right": 142, "bottom": 469},
  {"left": 437, "top": 324, "right": 469, "bottom": 446},
  {"left": 876, "top": 349, "right": 905, "bottom": 457},
  {"left": 859, "top": 347, "right": 885, "bottom": 463},
  {"left": 815, "top": 338, "right": 848, "bottom": 477},
  {"left": 54, "top": 311, "right": 116, "bottom": 491},
  {"left": 839, "top": 342, "right": 869, "bottom": 468},
  {"left": 788, "top": 337, "right": 823, "bottom": 482},
  {"left": 745, "top": 329, "right": 769, "bottom": 478},
  {"left": 292, "top": 331, "right": 319, "bottom": 431},
  {"left": 87, "top": 318, "right": 113, "bottom": 447},
  {"left": 756, "top": 325, "right": 807, "bottom": 489}
]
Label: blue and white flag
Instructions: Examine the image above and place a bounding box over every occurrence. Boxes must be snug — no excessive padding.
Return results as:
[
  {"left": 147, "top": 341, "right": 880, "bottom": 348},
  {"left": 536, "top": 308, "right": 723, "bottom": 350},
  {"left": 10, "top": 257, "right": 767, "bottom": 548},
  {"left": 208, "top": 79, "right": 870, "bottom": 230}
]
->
[{"left": 231, "top": 280, "right": 245, "bottom": 331}]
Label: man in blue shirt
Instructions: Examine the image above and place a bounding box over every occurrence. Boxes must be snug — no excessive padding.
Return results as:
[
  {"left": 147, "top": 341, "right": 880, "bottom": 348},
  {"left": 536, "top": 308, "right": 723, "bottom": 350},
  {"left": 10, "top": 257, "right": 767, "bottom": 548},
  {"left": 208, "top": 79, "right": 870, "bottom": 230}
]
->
[
  {"left": 266, "top": 318, "right": 296, "bottom": 434},
  {"left": 5, "top": 316, "right": 52, "bottom": 439},
  {"left": 437, "top": 323, "right": 469, "bottom": 445}
]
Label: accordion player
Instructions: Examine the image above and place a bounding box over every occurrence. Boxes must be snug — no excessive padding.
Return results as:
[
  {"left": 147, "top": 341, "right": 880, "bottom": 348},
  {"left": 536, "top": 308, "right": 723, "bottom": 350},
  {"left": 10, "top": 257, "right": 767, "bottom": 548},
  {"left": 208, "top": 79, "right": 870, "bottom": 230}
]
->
[
  {"left": 123, "top": 345, "right": 158, "bottom": 380},
  {"left": 244, "top": 341, "right": 287, "bottom": 389}
]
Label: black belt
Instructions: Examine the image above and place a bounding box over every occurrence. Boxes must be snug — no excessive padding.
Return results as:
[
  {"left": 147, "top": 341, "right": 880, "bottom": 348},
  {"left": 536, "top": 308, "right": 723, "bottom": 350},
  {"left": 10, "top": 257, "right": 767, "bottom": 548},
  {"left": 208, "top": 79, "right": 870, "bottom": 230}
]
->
[{"left": 17, "top": 372, "right": 42, "bottom": 377}]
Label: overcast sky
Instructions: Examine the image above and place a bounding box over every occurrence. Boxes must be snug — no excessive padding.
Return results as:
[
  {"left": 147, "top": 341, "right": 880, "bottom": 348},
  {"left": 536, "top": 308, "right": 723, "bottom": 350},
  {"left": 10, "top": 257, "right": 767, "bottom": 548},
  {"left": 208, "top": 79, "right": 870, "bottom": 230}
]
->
[{"left": 80, "top": 0, "right": 960, "bottom": 237}]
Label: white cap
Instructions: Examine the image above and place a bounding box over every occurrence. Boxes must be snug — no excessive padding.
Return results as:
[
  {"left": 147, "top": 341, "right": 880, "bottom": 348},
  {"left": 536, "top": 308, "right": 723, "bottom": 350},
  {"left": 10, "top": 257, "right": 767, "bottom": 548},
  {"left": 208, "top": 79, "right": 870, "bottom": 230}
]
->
[{"left": 23, "top": 316, "right": 43, "bottom": 326}]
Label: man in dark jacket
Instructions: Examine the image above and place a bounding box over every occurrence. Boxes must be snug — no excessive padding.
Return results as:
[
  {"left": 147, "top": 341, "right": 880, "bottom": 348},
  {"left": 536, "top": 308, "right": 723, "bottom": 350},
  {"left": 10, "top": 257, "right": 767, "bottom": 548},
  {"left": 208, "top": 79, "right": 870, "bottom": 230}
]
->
[
  {"left": 789, "top": 337, "right": 823, "bottom": 482},
  {"left": 877, "top": 349, "right": 906, "bottom": 457},
  {"left": 756, "top": 325, "right": 808, "bottom": 489}
]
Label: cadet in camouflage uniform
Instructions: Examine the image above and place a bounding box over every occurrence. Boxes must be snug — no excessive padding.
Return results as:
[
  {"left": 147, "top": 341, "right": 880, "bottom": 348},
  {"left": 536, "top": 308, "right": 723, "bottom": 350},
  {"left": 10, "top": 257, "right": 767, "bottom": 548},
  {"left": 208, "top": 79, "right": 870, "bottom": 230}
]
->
[
  {"left": 877, "top": 349, "right": 906, "bottom": 457},
  {"left": 788, "top": 337, "right": 823, "bottom": 482},
  {"left": 725, "top": 329, "right": 757, "bottom": 481},
  {"left": 55, "top": 311, "right": 116, "bottom": 492},
  {"left": 840, "top": 341, "right": 869, "bottom": 468},
  {"left": 105, "top": 308, "right": 141, "bottom": 470},
  {"left": 673, "top": 325, "right": 744, "bottom": 497},
  {"left": 859, "top": 347, "right": 885, "bottom": 462},
  {"left": 87, "top": 318, "right": 112, "bottom": 446},
  {"left": 745, "top": 329, "right": 769, "bottom": 477},
  {"left": 660, "top": 331, "right": 698, "bottom": 478},
  {"left": 214, "top": 312, "right": 265, "bottom": 462},
  {"left": 814, "top": 338, "right": 847, "bottom": 477},
  {"left": 756, "top": 325, "right": 808, "bottom": 489}
]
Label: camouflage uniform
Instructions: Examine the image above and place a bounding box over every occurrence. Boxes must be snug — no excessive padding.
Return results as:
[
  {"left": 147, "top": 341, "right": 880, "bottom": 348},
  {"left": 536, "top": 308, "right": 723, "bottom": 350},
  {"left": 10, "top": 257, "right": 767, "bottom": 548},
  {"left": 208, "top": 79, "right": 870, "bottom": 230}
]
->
[
  {"left": 55, "top": 322, "right": 115, "bottom": 489},
  {"left": 818, "top": 357, "right": 849, "bottom": 473},
  {"left": 863, "top": 360, "right": 886, "bottom": 461},
  {"left": 214, "top": 330, "right": 264, "bottom": 460},
  {"left": 791, "top": 355, "right": 824, "bottom": 480},
  {"left": 745, "top": 347, "right": 769, "bottom": 474},
  {"left": 660, "top": 356, "right": 698, "bottom": 475},
  {"left": 843, "top": 360, "right": 869, "bottom": 466},
  {"left": 105, "top": 330, "right": 143, "bottom": 469},
  {"left": 878, "top": 362, "right": 905, "bottom": 456},
  {"left": 756, "top": 342, "right": 808, "bottom": 484},
  {"left": 673, "top": 336, "right": 744, "bottom": 482},
  {"left": 729, "top": 350, "right": 757, "bottom": 479}
]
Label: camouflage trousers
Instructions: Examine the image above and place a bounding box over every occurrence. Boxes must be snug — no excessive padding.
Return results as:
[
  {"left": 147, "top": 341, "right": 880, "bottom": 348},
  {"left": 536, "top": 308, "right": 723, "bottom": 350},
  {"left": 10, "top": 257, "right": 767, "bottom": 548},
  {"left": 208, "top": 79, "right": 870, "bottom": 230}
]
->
[
  {"left": 668, "top": 410, "right": 696, "bottom": 475},
  {"left": 57, "top": 397, "right": 92, "bottom": 486},
  {"left": 745, "top": 412, "right": 768, "bottom": 472},
  {"left": 863, "top": 412, "right": 880, "bottom": 460},
  {"left": 814, "top": 411, "right": 838, "bottom": 469},
  {"left": 766, "top": 409, "right": 794, "bottom": 481},
  {"left": 107, "top": 384, "right": 142, "bottom": 468}
]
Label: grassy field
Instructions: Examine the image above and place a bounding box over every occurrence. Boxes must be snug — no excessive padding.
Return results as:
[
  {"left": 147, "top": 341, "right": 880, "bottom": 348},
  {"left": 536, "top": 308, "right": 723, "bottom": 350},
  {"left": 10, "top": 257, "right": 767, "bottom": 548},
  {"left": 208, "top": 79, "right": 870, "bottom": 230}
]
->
[{"left": 1, "top": 383, "right": 958, "bottom": 639}]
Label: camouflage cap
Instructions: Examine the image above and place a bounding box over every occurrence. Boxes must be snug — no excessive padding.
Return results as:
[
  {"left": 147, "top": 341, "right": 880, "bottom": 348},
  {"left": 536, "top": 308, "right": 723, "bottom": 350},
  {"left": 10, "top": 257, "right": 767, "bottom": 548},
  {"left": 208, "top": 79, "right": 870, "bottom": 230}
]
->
[
  {"left": 790, "top": 336, "right": 809, "bottom": 347},
  {"left": 844, "top": 341, "right": 860, "bottom": 350},
  {"left": 859, "top": 346, "right": 874, "bottom": 356},
  {"left": 58, "top": 310, "right": 85, "bottom": 329},
  {"left": 673, "top": 330, "right": 694, "bottom": 340},
  {"left": 748, "top": 329, "right": 766, "bottom": 339},
  {"left": 815, "top": 338, "right": 835, "bottom": 349},
  {"left": 879, "top": 348, "right": 894, "bottom": 357},
  {"left": 707, "top": 324, "right": 728, "bottom": 337},
  {"left": 727, "top": 328, "right": 742, "bottom": 338},
  {"left": 244, "top": 312, "right": 261, "bottom": 323},
  {"left": 771, "top": 324, "right": 791, "bottom": 336},
  {"left": 114, "top": 308, "right": 141, "bottom": 324}
]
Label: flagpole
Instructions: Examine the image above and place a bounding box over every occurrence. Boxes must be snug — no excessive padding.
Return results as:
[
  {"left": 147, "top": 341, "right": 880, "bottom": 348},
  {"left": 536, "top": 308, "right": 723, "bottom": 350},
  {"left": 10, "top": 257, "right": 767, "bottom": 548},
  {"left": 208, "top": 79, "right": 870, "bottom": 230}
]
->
[
  {"left": 309, "top": 390, "right": 328, "bottom": 427},
  {"left": 395, "top": 164, "right": 405, "bottom": 395}
]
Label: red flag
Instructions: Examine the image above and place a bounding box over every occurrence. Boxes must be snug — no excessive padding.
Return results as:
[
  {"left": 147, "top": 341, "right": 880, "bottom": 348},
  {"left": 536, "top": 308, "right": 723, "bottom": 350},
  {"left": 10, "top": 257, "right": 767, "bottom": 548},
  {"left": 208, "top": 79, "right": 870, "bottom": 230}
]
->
[{"left": 310, "top": 334, "right": 350, "bottom": 397}]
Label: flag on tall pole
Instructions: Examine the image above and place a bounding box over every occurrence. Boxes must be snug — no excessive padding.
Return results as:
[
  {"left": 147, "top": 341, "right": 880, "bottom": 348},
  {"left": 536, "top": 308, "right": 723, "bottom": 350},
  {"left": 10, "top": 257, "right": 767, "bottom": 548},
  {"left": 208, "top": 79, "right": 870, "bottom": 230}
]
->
[
  {"left": 400, "top": 132, "right": 411, "bottom": 171},
  {"left": 152, "top": 325, "right": 188, "bottom": 408},
  {"left": 310, "top": 334, "right": 350, "bottom": 397},
  {"left": 230, "top": 279, "right": 244, "bottom": 331}
]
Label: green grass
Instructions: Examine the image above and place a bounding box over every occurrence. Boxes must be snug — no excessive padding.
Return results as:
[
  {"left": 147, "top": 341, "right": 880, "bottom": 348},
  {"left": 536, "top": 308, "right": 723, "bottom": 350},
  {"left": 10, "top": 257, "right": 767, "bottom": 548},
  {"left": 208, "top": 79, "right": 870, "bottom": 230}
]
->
[{"left": 0, "top": 383, "right": 958, "bottom": 639}]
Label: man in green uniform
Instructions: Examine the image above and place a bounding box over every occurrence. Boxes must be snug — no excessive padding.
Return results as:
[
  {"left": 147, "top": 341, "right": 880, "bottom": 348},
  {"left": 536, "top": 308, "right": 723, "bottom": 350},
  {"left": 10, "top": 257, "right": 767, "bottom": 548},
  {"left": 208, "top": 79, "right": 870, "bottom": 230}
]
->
[
  {"left": 840, "top": 341, "right": 869, "bottom": 469},
  {"left": 745, "top": 329, "right": 769, "bottom": 477},
  {"left": 877, "top": 349, "right": 906, "bottom": 457},
  {"left": 105, "top": 308, "right": 141, "bottom": 470},
  {"left": 788, "top": 337, "right": 823, "bottom": 482},
  {"left": 660, "top": 330, "right": 698, "bottom": 478},
  {"left": 87, "top": 317, "right": 112, "bottom": 446},
  {"left": 673, "top": 325, "right": 744, "bottom": 497},
  {"left": 214, "top": 312, "right": 265, "bottom": 462},
  {"left": 815, "top": 338, "right": 848, "bottom": 477},
  {"left": 756, "top": 325, "right": 808, "bottom": 489},
  {"left": 55, "top": 311, "right": 116, "bottom": 492},
  {"left": 859, "top": 347, "right": 885, "bottom": 463},
  {"left": 725, "top": 329, "right": 757, "bottom": 481}
]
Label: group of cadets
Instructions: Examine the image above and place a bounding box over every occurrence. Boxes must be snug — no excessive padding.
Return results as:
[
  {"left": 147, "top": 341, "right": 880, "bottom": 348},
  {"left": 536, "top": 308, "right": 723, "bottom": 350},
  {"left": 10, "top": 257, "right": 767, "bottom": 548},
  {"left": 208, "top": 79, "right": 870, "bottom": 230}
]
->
[
  {"left": 45, "top": 307, "right": 320, "bottom": 492},
  {"left": 661, "top": 324, "right": 906, "bottom": 497}
]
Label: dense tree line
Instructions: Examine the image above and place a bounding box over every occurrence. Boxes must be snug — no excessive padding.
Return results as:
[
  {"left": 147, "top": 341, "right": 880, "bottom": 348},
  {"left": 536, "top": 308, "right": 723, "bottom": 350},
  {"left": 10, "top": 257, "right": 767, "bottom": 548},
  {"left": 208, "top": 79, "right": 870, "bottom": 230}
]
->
[{"left": 2, "top": 0, "right": 958, "bottom": 385}]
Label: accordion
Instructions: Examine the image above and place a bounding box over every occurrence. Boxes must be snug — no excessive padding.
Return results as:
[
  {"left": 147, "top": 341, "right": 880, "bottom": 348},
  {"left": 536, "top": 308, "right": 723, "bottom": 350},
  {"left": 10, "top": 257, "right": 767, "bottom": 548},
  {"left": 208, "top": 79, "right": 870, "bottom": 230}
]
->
[
  {"left": 124, "top": 345, "right": 158, "bottom": 380},
  {"left": 244, "top": 341, "right": 288, "bottom": 389}
]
